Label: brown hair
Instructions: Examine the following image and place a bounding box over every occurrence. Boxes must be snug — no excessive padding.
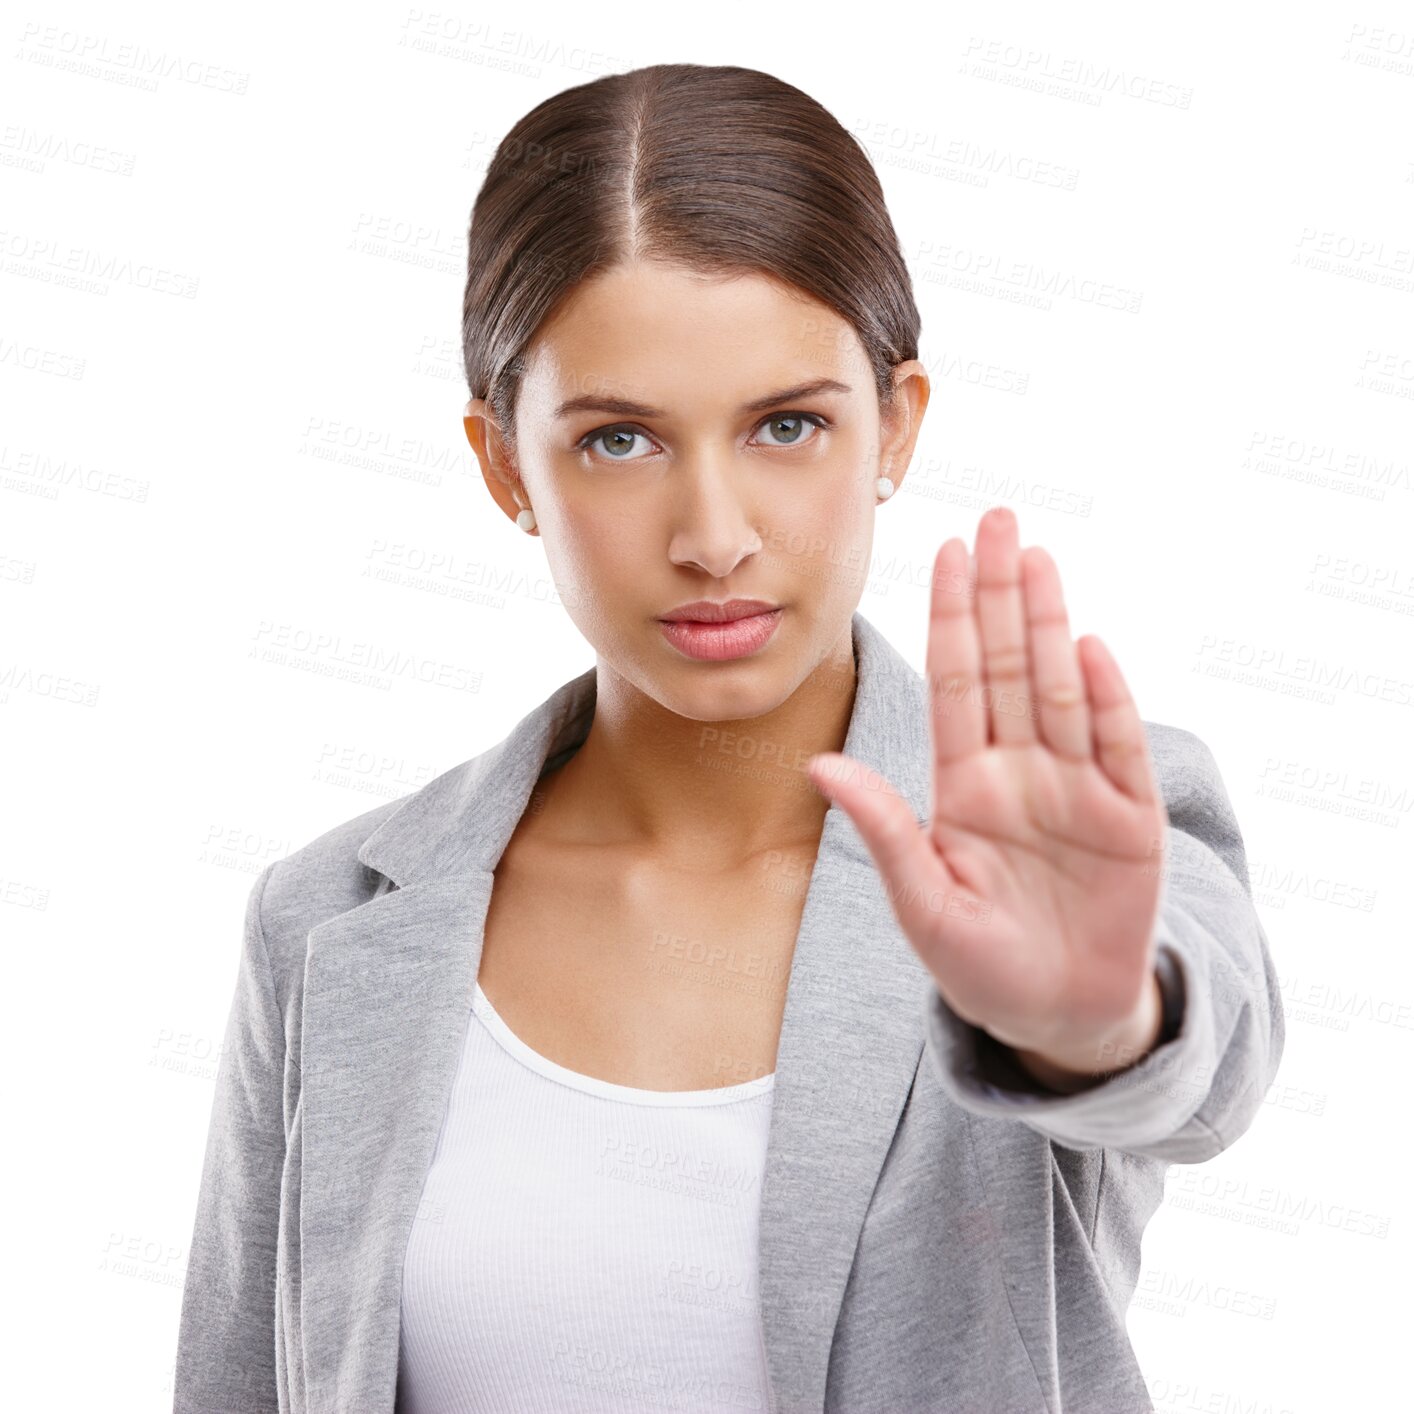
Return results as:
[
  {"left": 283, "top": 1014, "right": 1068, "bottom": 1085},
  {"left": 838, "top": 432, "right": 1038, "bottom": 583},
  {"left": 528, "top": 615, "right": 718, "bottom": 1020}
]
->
[{"left": 462, "top": 63, "right": 921, "bottom": 461}]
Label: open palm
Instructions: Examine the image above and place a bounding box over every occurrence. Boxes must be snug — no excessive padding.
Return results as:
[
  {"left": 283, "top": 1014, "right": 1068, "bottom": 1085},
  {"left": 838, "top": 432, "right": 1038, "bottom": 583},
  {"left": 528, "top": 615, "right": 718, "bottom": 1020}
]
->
[{"left": 808, "top": 506, "right": 1167, "bottom": 1078}]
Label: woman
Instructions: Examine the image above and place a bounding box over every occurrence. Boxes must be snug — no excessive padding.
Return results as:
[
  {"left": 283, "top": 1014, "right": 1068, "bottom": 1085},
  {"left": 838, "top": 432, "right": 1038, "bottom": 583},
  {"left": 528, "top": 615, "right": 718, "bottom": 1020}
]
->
[{"left": 173, "top": 63, "right": 1284, "bottom": 1414}]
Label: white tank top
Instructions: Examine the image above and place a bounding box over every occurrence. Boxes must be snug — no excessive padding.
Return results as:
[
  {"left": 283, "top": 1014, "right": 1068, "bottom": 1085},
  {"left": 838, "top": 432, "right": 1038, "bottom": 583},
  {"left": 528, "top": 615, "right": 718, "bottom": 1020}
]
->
[{"left": 397, "top": 983, "right": 778, "bottom": 1414}]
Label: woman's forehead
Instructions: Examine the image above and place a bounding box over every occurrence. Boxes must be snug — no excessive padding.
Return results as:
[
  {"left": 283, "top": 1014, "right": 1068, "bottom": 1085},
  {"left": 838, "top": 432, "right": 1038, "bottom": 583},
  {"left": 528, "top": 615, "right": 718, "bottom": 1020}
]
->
[{"left": 519, "top": 272, "right": 867, "bottom": 419}]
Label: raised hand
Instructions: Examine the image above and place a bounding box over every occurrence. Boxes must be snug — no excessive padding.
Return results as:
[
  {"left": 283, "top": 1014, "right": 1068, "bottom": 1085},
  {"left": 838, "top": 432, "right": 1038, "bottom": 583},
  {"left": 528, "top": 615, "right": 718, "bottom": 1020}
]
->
[{"left": 807, "top": 506, "right": 1167, "bottom": 1092}]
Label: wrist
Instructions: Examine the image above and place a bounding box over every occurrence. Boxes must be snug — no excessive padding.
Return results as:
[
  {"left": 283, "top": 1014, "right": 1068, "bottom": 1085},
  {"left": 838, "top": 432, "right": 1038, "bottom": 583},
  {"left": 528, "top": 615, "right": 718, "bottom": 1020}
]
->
[{"left": 1009, "top": 968, "right": 1166, "bottom": 1095}]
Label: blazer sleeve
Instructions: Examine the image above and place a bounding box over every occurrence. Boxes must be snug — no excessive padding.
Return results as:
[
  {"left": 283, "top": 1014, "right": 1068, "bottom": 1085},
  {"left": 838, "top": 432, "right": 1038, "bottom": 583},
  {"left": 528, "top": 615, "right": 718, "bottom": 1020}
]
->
[
  {"left": 921, "top": 726, "right": 1286, "bottom": 1163},
  {"left": 173, "top": 859, "right": 286, "bottom": 1413}
]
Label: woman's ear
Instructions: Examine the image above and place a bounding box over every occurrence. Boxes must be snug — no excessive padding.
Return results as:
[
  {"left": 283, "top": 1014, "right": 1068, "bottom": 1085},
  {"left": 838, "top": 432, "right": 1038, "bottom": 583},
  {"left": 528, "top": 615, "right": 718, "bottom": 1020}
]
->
[
  {"left": 463, "top": 397, "right": 537, "bottom": 534},
  {"left": 878, "top": 360, "right": 930, "bottom": 497}
]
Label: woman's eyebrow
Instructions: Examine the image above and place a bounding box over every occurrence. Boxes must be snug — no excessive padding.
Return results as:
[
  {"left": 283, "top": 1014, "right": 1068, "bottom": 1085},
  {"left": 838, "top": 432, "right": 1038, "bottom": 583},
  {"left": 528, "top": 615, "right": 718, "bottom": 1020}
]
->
[{"left": 554, "top": 377, "right": 853, "bottom": 420}]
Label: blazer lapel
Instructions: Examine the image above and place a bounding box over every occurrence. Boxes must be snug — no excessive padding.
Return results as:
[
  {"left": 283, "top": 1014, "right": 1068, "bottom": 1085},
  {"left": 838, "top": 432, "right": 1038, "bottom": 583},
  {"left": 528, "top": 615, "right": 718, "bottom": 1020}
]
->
[
  {"left": 298, "top": 871, "right": 494, "bottom": 1412},
  {"left": 295, "top": 611, "right": 934, "bottom": 1413}
]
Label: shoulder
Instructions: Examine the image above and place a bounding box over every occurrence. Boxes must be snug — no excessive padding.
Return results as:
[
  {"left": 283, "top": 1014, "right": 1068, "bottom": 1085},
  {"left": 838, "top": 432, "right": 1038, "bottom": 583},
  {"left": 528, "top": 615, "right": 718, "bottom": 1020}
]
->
[
  {"left": 248, "top": 753, "right": 481, "bottom": 980},
  {"left": 1139, "top": 718, "right": 1233, "bottom": 819},
  {"left": 1142, "top": 718, "right": 1218, "bottom": 783},
  {"left": 261, "top": 792, "right": 397, "bottom": 917},
  {"left": 1140, "top": 718, "right": 1249, "bottom": 892}
]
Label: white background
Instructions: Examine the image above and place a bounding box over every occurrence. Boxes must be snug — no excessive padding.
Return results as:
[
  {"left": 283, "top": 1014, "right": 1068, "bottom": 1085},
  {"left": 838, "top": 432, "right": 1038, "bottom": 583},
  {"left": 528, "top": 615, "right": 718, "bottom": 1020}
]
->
[{"left": 4, "top": 2, "right": 1410, "bottom": 1409}]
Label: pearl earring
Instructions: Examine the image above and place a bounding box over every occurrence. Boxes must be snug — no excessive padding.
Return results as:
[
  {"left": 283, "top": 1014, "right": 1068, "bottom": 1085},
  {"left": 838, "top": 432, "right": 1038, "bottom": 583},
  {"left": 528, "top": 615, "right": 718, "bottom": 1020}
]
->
[
  {"left": 516, "top": 506, "right": 537, "bottom": 533},
  {"left": 875, "top": 477, "right": 895, "bottom": 501}
]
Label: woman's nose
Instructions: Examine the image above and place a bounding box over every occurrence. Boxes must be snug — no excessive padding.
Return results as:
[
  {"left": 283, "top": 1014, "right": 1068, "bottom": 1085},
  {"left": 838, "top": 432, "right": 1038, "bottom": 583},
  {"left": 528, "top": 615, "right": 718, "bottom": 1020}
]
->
[{"left": 665, "top": 460, "right": 764, "bottom": 579}]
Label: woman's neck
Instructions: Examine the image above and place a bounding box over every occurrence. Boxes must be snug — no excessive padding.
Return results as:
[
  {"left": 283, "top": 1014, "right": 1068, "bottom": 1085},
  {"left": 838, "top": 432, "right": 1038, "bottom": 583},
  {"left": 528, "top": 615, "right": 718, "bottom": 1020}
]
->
[{"left": 532, "top": 632, "right": 858, "bottom": 870}]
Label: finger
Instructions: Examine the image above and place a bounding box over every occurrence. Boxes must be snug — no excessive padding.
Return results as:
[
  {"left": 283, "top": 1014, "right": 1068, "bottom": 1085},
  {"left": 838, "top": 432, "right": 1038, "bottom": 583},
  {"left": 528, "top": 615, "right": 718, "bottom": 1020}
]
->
[
  {"left": 1021, "top": 545, "right": 1092, "bottom": 761},
  {"left": 927, "top": 537, "right": 987, "bottom": 770},
  {"left": 1077, "top": 635, "right": 1158, "bottom": 803},
  {"left": 974, "top": 507, "right": 1036, "bottom": 746},
  {"left": 807, "top": 752, "right": 958, "bottom": 942}
]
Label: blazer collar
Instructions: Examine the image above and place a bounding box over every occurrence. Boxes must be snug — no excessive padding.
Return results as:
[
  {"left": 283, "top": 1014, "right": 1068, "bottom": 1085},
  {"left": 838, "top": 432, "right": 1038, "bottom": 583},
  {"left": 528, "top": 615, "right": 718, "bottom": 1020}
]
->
[{"left": 301, "top": 609, "right": 936, "bottom": 1412}]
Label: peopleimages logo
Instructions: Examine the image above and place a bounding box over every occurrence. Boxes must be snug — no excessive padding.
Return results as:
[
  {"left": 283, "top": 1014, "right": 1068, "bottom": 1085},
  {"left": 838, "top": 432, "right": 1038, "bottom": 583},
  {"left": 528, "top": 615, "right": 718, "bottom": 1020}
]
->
[{"left": 960, "top": 36, "right": 1194, "bottom": 108}]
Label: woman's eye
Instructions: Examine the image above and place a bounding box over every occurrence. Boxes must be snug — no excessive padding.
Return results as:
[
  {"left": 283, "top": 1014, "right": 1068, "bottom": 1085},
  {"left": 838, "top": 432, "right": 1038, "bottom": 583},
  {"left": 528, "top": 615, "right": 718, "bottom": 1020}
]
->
[
  {"left": 754, "top": 413, "right": 827, "bottom": 448},
  {"left": 583, "top": 427, "right": 655, "bottom": 460},
  {"left": 577, "top": 412, "right": 829, "bottom": 461}
]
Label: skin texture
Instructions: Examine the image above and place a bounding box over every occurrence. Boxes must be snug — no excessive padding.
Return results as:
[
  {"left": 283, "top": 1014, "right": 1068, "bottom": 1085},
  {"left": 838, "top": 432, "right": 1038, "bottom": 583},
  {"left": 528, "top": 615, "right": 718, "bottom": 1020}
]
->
[{"left": 463, "top": 257, "right": 1162, "bottom": 1093}]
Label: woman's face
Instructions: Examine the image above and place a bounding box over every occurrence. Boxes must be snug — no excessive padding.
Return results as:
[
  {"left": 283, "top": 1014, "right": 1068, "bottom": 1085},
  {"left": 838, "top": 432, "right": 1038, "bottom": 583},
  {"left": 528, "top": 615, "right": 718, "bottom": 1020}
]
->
[{"left": 466, "top": 258, "right": 928, "bottom": 721}]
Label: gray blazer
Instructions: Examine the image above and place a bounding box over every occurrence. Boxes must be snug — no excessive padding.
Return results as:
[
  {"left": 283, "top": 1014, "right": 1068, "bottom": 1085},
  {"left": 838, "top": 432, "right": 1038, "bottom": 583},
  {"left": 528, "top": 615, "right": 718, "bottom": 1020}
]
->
[{"left": 173, "top": 610, "right": 1285, "bottom": 1413}]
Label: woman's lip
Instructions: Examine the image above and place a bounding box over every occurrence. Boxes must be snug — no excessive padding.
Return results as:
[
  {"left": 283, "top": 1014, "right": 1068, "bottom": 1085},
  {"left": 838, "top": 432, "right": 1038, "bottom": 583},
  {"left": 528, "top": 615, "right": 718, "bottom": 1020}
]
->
[
  {"left": 658, "top": 600, "right": 781, "bottom": 623},
  {"left": 657, "top": 607, "right": 783, "bottom": 662}
]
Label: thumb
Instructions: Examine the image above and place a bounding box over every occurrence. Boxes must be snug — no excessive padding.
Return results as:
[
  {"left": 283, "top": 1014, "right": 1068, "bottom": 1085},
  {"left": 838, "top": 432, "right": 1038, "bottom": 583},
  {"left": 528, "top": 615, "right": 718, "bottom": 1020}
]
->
[{"left": 806, "top": 751, "right": 950, "bottom": 943}]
